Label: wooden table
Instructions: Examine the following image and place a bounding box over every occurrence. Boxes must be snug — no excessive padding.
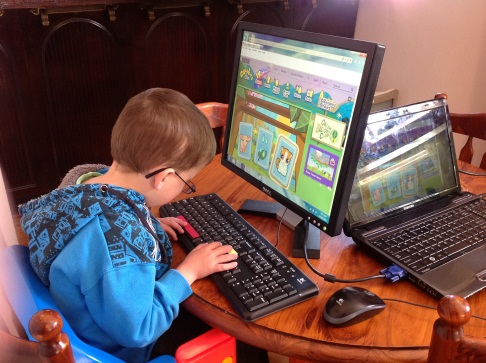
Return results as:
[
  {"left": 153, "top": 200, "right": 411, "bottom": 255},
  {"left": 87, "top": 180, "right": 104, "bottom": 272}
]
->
[{"left": 164, "top": 156, "right": 486, "bottom": 363}]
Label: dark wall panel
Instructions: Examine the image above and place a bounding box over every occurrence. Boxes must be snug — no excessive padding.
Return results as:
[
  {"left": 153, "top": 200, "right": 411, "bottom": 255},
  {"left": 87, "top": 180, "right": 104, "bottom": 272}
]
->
[
  {"left": 146, "top": 13, "right": 212, "bottom": 103},
  {"left": 0, "top": 0, "right": 359, "bottom": 203},
  {"left": 42, "top": 19, "right": 126, "bottom": 177},
  {"left": 0, "top": 43, "right": 35, "bottom": 194}
]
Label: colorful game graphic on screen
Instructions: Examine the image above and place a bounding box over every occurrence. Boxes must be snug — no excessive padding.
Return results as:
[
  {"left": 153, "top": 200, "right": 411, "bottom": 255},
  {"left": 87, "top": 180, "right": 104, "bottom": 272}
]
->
[
  {"left": 304, "top": 144, "right": 338, "bottom": 188},
  {"left": 226, "top": 76, "right": 353, "bottom": 223},
  {"left": 224, "top": 28, "right": 372, "bottom": 225},
  {"left": 270, "top": 135, "right": 299, "bottom": 188}
]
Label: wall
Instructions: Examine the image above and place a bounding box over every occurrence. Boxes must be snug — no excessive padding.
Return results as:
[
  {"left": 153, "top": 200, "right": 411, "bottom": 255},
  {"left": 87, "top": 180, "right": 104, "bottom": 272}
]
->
[
  {"left": 354, "top": 0, "right": 486, "bottom": 113},
  {"left": 0, "top": 167, "right": 17, "bottom": 247},
  {"left": 1, "top": 1, "right": 359, "bottom": 204}
]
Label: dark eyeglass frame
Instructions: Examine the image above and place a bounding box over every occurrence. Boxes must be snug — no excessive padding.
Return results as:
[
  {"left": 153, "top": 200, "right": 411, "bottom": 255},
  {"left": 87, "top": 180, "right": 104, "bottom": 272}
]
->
[{"left": 144, "top": 167, "right": 196, "bottom": 194}]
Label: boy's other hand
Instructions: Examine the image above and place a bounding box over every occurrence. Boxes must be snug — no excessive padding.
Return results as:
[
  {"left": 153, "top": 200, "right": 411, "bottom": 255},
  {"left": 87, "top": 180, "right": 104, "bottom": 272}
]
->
[
  {"left": 176, "top": 242, "right": 238, "bottom": 285},
  {"left": 156, "top": 217, "right": 186, "bottom": 241}
]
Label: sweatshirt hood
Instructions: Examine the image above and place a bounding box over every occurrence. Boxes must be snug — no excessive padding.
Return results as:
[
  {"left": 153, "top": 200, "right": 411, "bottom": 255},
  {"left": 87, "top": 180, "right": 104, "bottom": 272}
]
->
[
  {"left": 19, "top": 184, "right": 140, "bottom": 285},
  {"left": 18, "top": 164, "right": 171, "bottom": 285}
]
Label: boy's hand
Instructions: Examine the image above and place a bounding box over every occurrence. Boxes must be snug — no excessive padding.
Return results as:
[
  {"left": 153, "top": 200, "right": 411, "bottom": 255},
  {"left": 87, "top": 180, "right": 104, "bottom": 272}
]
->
[
  {"left": 176, "top": 242, "right": 238, "bottom": 285},
  {"left": 156, "top": 217, "right": 186, "bottom": 241}
]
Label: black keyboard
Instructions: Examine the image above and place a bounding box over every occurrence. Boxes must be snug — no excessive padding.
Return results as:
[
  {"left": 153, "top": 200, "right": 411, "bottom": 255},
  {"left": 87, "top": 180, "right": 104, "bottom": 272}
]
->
[
  {"left": 159, "top": 193, "right": 319, "bottom": 321},
  {"left": 371, "top": 199, "right": 486, "bottom": 274}
]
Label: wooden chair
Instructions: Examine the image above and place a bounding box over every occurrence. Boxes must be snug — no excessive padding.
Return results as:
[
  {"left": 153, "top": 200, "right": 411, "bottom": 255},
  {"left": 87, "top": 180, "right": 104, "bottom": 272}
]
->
[
  {"left": 196, "top": 102, "right": 228, "bottom": 154},
  {"left": 0, "top": 309, "right": 75, "bottom": 363},
  {"left": 427, "top": 295, "right": 486, "bottom": 363},
  {"left": 371, "top": 88, "right": 399, "bottom": 112},
  {"left": 435, "top": 93, "right": 486, "bottom": 169}
]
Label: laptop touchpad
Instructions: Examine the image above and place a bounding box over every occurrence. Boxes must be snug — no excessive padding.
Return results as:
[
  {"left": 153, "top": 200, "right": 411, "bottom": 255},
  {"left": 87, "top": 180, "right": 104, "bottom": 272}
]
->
[{"left": 426, "top": 246, "right": 486, "bottom": 296}]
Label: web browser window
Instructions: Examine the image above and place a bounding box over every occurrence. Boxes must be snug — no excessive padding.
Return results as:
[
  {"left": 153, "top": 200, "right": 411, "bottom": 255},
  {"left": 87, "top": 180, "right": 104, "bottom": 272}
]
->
[{"left": 225, "top": 30, "right": 368, "bottom": 224}]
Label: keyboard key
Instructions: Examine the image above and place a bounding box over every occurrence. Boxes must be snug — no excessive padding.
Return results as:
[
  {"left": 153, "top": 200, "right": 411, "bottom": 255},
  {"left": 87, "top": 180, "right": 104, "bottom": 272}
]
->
[
  {"left": 176, "top": 215, "right": 200, "bottom": 239},
  {"left": 246, "top": 297, "right": 269, "bottom": 311},
  {"left": 444, "top": 241, "right": 470, "bottom": 255},
  {"left": 266, "top": 289, "right": 288, "bottom": 303},
  {"left": 230, "top": 282, "right": 249, "bottom": 298}
]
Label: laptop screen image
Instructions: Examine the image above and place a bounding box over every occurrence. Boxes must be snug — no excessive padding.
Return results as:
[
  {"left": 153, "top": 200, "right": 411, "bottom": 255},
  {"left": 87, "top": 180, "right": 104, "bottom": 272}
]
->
[{"left": 347, "top": 98, "right": 459, "bottom": 228}]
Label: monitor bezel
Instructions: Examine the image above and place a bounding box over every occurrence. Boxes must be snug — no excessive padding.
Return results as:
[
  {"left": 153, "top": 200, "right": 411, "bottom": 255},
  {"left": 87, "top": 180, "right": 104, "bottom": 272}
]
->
[{"left": 221, "top": 21, "right": 385, "bottom": 237}]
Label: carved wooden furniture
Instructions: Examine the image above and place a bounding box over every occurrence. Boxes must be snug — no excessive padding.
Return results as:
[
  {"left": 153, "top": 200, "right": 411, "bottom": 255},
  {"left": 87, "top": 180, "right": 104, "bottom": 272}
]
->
[
  {"left": 435, "top": 93, "right": 486, "bottom": 169},
  {"left": 9, "top": 157, "right": 486, "bottom": 362},
  {"left": 0, "top": 0, "right": 360, "bottom": 203},
  {"left": 196, "top": 102, "right": 228, "bottom": 154},
  {"left": 0, "top": 309, "right": 75, "bottom": 363},
  {"left": 427, "top": 295, "right": 486, "bottom": 363}
]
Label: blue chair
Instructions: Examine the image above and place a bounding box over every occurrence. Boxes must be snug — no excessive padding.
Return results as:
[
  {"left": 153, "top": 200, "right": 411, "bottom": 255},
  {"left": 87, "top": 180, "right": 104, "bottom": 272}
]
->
[{"left": 1, "top": 245, "right": 235, "bottom": 363}]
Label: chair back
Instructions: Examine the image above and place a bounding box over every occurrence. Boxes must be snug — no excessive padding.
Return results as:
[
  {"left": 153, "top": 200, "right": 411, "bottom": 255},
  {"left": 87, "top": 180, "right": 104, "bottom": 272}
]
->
[
  {"left": 435, "top": 93, "right": 486, "bottom": 169},
  {"left": 196, "top": 102, "right": 228, "bottom": 154},
  {"left": 371, "top": 88, "right": 399, "bottom": 112},
  {"left": 427, "top": 295, "right": 486, "bottom": 363}
]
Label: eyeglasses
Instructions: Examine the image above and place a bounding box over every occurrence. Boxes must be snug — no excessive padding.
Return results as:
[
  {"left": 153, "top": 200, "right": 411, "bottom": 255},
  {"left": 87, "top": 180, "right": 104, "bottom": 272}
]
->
[{"left": 144, "top": 167, "right": 196, "bottom": 194}]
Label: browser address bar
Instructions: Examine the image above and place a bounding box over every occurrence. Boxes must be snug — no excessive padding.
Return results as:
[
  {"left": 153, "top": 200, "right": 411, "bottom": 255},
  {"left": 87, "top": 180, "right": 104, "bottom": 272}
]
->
[{"left": 252, "top": 39, "right": 353, "bottom": 64}]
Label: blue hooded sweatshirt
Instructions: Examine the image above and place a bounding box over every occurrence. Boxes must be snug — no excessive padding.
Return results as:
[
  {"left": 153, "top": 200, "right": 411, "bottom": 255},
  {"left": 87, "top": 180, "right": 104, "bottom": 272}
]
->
[{"left": 18, "top": 165, "right": 192, "bottom": 363}]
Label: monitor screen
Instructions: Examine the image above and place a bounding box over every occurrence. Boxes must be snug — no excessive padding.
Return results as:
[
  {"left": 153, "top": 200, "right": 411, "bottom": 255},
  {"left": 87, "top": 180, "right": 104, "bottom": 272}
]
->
[{"left": 222, "top": 22, "right": 385, "bottom": 238}]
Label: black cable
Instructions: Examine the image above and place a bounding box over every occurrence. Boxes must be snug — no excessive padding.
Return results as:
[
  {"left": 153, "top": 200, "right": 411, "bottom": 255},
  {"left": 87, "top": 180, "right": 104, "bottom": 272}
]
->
[
  {"left": 459, "top": 169, "right": 486, "bottom": 177},
  {"left": 382, "top": 298, "right": 486, "bottom": 321},
  {"left": 274, "top": 211, "right": 384, "bottom": 283},
  {"left": 274, "top": 207, "right": 287, "bottom": 247},
  {"left": 303, "top": 244, "right": 386, "bottom": 283}
]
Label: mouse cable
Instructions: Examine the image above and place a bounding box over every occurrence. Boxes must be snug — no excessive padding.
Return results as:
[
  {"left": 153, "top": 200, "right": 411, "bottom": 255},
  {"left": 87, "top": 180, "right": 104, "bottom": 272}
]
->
[
  {"left": 274, "top": 207, "right": 289, "bottom": 248},
  {"left": 274, "top": 208, "right": 408, "bottom": 283},
  {"left": 382, "top": 298, "right": 486, "bottom": 321},
  {"left": 303, "top": 244, "right": 407, "bottom": 283},
  {"left": 459, "top": 169, "right": 486, "bottom": 177}
]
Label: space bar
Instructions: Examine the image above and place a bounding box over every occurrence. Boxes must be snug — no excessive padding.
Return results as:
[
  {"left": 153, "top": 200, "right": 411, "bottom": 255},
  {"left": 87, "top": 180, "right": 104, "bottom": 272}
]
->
[{"left": 444, "top": 241, "right": 471, "bottom": 255}]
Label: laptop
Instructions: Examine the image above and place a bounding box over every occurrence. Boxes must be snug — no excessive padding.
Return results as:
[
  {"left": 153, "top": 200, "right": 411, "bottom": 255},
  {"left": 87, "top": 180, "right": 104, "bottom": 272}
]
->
[{"left": 344, "top": 97, "right": 486, "bottom": 299}]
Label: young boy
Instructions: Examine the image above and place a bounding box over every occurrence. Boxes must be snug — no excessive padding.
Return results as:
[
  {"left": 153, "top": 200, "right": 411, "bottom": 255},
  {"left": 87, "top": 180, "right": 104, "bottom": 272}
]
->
[{"left": 18, "top": 88, "right": 239, "bottom": 362}]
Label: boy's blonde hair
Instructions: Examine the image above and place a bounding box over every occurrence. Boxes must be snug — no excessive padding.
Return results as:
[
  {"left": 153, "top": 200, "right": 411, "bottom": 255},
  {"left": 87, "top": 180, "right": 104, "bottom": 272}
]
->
[{"left": 111, "top": 88, "right": 216, "bottom": 173}]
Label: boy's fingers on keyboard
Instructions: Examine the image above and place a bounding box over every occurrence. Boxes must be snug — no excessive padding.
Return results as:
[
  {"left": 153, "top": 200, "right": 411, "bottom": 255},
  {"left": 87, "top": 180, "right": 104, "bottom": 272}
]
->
[
  {"left": 218, "top": 261, "right": 238, "bottom": 272},
  {"left": 219, "top": 250, "right": 238, "bottom": 261}
]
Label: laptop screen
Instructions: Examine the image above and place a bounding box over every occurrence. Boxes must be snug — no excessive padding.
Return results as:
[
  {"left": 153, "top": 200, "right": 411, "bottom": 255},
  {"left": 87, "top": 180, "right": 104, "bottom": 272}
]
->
[{"left": 347, "top": 97, "right": 460, "bottom": 227}]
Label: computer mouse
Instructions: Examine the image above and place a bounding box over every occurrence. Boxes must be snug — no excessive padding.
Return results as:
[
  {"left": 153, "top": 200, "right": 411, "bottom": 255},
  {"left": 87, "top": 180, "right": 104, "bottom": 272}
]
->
[{"left": 323, "top": 286, "right": 386, "bottom": 326}]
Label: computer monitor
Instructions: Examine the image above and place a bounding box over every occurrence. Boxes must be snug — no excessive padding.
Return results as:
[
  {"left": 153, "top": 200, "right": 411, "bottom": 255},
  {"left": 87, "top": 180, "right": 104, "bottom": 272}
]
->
[{"left": 221, "top": 22, "right": 385, "bottom": 257}]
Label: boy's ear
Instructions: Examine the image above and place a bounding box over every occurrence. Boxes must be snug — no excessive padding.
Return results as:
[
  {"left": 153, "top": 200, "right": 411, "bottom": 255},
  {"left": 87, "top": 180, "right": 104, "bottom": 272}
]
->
[{"left": 150, "top": 168, "right": 173, "bottom": 191}]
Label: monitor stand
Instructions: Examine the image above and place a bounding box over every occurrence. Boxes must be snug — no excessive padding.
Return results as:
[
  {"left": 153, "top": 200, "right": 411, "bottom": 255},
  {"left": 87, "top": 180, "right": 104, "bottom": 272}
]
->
[{"left": 238, "top": 199, "right": 320, "bottom": 259}]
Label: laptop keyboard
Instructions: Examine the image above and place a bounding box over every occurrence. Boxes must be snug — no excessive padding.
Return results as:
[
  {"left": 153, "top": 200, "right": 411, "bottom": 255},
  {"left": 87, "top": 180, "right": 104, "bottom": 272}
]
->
[
  {"left": 371, "top": 198, "right": 486, "bottom": 274},
  {"left": 159, "top": 193, "right": 319, "bottom": 321}
]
